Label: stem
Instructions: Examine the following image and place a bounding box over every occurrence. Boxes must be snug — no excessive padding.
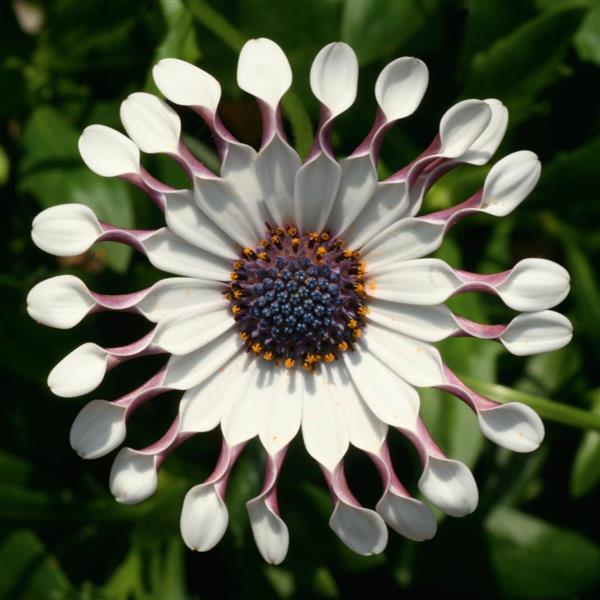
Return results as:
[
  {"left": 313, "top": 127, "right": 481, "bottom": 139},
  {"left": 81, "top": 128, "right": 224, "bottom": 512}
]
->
[{"left": 460, "top": 375, "right": 600, "bottom": 432}]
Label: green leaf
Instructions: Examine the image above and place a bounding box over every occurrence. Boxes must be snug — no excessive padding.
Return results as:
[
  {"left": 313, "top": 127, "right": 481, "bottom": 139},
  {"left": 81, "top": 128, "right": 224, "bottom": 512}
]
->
[
  {"left": 0, "top": 143, "right": 9, "bottom": 186},
  {"left": 575, "top": 1, "right": 600, "bottom": 64},
  {"left": 340, "top": 0, "right": 442, "bottom": 65},
  {"left": 156, "top": 0, "right": 200, "bottom": 61},
  {"left": 485, "top": 507, "right": 600, "bottom": 598},
  {"left": 0, "top": 530, "right": 71, "bottom": 600},
  {"left": 103, "top": 546, "right": 145, "bottom": 600},
  {"left": 461, "top": 0, "right": 534, "bottom": 63},
  {"left": 465, "top": 4, "right": 587, "bottom": 122},
  {"left": 534, "top": 136, "right": 600, "bottom": 208},
  {"left": 19, "top": 106, "right": 134, "bottom": 272},
  {"left": 147, "top": 537, "right": 188, "bottom": 600},
  {"left": 570, "top": 389, "right": 600, "bottom": 497}
]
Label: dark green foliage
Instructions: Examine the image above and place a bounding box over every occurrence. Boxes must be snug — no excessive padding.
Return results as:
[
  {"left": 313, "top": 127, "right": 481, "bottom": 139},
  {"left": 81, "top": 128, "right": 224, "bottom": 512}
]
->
[{"left": 1, "top": 0, "right": 598, "bottom": 597}]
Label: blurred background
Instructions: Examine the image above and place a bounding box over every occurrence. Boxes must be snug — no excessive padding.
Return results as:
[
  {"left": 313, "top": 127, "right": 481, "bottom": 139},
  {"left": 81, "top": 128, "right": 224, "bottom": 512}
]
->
[{"left": 1, "top": 0, "right": 599, "bottom": 598}]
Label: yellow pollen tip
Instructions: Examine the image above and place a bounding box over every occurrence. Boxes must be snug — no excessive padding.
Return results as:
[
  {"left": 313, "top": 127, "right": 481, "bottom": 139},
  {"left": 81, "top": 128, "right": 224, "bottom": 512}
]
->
[
  {"left": 257, "top": 252, "right": 268, "bottom": 261},
  {"left": 230, "top": 272, "right": 238, "bottom": 280},
  {"left": 287, "top": 226, "right": 298, "bottom": 236},
  {"left": 309, "top": 231, "right": 319, "bottom": 241},
  {"left": 275, "top": 227, "right": 285, "bottom": 237},
  {"left": 284, "top": 358, "right": 295, "bottom": 369},
  {"left": 320, "top": 232, "right": 330, "bottom": 241},
  {"left": 347, "top": 319, "right": 357, "bottom": 329},
  {"left": 233, "top": 289, "right": 243, "bottom": 299},
  {"left": 303, "top": 361, "right": 313, "bottom": 372},
  {"left": 225, "top": 292, "right": 232, "bottom": 300},
  {"left": 232, "top": 261, "right": 242, "bottom": 270},
  {"left": 354, "top": 283, "right": 365, "bottom": 294},
  {"left": 271, "top": 235, "right": 280, "bottom": 244},
  {"left": 352, "top": 328, "right": 362, "bottom": 338},
  {"left": 316, "top": 246, "right": 326, "bottom": 256},
  {"left": 324, "top": 352, "right": 335, "bottom": 363},
  {"left": 251, "top": 342, "right": 262, "bottom": 354},
  {"left": 259, "top": 239, "right": 269, "bottom": 247},
  {"left": 263, "top": 351, "right": 273, "bottom": 361},
  {"left": 291, "top": 237, "right": 300, "bottom": 246},
  {"left": 232, "top": 305, "right": 241, "bottom": 314},
  {"left": 338, "top": 341, "right": 349, "bottom": 351},
  {"left": 243, "top": 248, "right": 255, "bottom": 258},
  {"left": 357, "top": 306, "right": 367, "bottom": 316},
  {"left": 239, "top": 331, "right": 249, "bottom": 341}
]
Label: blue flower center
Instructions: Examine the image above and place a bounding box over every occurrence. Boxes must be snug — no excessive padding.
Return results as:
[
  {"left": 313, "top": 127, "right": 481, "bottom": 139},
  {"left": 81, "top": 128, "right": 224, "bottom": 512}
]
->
[{"left": 227, "top": 226, "right": 367, "bottom": 371}]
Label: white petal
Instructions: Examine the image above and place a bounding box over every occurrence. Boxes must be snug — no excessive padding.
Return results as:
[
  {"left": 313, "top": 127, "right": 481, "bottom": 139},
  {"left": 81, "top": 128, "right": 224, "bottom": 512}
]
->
[
  {"left": 220, "top": 144, "right": 270, "bottom": 232},
  {"left": 259, "top": 369, "right": 303, "bottom": 455},
  {"left": 329, "top": 503, "right": 388, "bottom": 555},
  {"left": 78, "top": 125, "right": 140, "bottom": 177},
  {"left": 164, "top": 189, "right": 238, "bottom": 259},
  {"left": 48, "top": 343, "right": 108, "bottom": 398},
  {"left": 496, "top": 258, "right": 570, "bottom": 311},
  {"left": 110, "top": 448, "right": 157, "bottom": 505},
  {"left": 370, "top": 258, "right": 461, "bottom": 305},
  {"left": 32, "top": 204, "right": 101, "bottom": 257},
  {"left": 460, "top": 99, "right": 508, "bottom": 165},
  {"left": 152, "top": 305, "right": 233, "bottom": 355},
  {"left": 27, "top": 275, "right": 94, "bottom": 329},
  {"left": 163, "top": 332, "right": 241, "bottom": 390},
  {"left": 142, "top": 228, "right": 231, "bottom": 281},
  {"left": 310, "top": 42, "right": 358, "bottom": 116},
  {"left": 326, "top": 155, "right": 378, "bottom": 237},
  {"left": 344, "top": 348, "right": 420, "bottom": 430},
  {"left": 418, "top": 457, "right": 478, "bottom": 517},
  {"left": 136, "top": 278, "right": 223, "bottom": 323},
  {"left": 376, "top": 493, "right": 437, "bottom": 541},
  {"left": 255, "top": 135, "right": 301, "bottom": 225},
  {"left": 439, "top": 100, "right": 492, "bottom": 158},
  {"left": 70, "top": 400, "right": 126, "bottom": 459},
  {"left": 247, "top": 498, "right": 289, "bottom": 565},
  {"left": 361, "top": 325, "right": 445, "bottom": 388},
  {"left": 362, "top": 218, "right": 446, "bottom": 267},
  {"left": 332, "top": 364, "right": 386, "bottom": 453},
  {"left": 181, "top": 484, "right": 228, "bottom": 551},
  {"left": 375, "top": 57, "right": 428, "bottom": 121},
  {"left": 221, "top": 360, "right": 267, "bottom": 446},
  {"left": 194, "top": 176, "right": 262, "bottom": 248},
  {"left": 480, "top": 150, "right": 541, "bottom": 216},
  {"left": 302, "top": 370, "right": 349, "bottom": 471},
  {"left": 500, "top": 310, "right": 573, "bottom": 356},
  {"left": 478, "top": 403, "right": 544, "bottom": 452},
  {"left": 179, "top": 353, "right": 247, "bottom": 434},
  {"left": 237, "top": 38, "right": 292, "bottom": 108},
  {"left": 153, "top": 58, "right": 221, "bottom": 111},
  {"left": 367, "top": 299, "right": 459, "bottom": 342},
  {"left": 120, "top": 92, "right": 181, "bottom": 154},
  {"left": 293, "top": 153, "right": 342, "bottom": 232},
  {"left": 342, "top": 180, "right": 409, "bottom": 249}
]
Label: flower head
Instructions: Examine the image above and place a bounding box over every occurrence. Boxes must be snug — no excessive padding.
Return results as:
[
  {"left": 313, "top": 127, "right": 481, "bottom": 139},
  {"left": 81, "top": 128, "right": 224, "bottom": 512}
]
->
[{"left": 28, "top": 38, "right": 572, "bottom": 563}]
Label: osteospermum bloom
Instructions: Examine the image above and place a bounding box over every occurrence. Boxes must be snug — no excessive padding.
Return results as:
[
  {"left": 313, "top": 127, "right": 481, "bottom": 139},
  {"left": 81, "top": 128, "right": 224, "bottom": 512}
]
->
[{"left": 28, "top": 39, "right": 572, "bottom": 562}]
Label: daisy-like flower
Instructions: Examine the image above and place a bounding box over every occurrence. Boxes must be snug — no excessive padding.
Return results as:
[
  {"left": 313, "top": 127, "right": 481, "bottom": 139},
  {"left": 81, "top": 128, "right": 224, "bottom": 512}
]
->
[{"left": 27, "top": 39, "right": 572, "bottom": 563}]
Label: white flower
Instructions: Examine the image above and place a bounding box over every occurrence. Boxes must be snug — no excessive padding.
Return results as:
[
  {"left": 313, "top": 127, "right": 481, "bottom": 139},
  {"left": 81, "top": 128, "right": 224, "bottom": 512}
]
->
[{"left": 29, "top": 38, "right": 572, "bottom": 564}]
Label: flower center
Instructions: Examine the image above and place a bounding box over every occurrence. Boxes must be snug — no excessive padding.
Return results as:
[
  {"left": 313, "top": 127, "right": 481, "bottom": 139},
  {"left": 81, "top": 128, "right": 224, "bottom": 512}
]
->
[{"left": 226, "top": 226, "right": 367, "bottom": 371}]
